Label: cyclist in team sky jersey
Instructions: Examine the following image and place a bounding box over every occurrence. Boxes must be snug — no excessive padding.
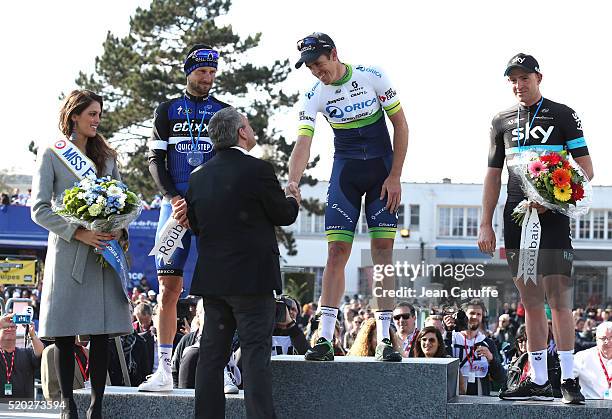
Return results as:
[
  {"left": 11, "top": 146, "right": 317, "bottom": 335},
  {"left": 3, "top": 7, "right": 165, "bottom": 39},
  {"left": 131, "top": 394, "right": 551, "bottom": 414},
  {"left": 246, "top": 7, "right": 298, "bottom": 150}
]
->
[
  {"left": 139, "top": 45, "right": 230, "bottom": 392},
  {"left": 287, "top": 33, "right": 409, "bottom": 362},
  {"left": 478, "top": 53, "right": 594, "bottom": 404}
]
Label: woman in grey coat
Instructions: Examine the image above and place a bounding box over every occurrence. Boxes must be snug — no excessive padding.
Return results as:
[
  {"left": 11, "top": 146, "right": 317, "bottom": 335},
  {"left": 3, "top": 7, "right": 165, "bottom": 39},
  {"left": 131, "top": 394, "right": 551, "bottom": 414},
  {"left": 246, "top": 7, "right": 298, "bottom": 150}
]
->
[{"left": 31, "top": 90, "right": 132, "bottom": 419}]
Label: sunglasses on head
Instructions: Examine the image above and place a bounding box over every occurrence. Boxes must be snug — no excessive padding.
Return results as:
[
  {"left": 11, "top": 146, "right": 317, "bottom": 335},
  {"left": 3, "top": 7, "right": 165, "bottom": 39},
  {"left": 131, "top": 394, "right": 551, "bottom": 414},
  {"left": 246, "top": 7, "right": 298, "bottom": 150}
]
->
[
  {"left": 393, "top": 314, "right": 412, "bottom": 321},
  {"left": 188, "top": 49, "right": 219, "bottom": 62},
  {"left": 297, "top": 36, "right": 332, "bottom": 52}
]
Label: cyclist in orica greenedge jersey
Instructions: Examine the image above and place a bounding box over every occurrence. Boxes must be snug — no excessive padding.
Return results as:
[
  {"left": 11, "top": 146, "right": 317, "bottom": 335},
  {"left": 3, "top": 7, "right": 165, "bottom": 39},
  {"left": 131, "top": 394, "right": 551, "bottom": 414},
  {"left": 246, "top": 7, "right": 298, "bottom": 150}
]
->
[{"left": 287, "top": 33, "right": 409, "bottom": 362}]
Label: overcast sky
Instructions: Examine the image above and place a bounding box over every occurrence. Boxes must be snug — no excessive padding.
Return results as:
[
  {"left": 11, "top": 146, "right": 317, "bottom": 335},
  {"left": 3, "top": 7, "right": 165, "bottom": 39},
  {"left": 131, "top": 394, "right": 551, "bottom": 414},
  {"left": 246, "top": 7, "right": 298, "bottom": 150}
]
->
[{"left": 1, "top": 0, "right": 611, "bottom": 186}]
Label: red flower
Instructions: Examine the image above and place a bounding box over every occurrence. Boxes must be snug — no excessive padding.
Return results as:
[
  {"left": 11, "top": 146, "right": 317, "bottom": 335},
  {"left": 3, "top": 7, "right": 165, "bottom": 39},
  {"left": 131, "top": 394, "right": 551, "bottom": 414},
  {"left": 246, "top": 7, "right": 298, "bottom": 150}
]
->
[
  {"left": 551, "top": 168, "right": 571, "bottom": 187},
  {"left": 540, "top": 153, "right": 561, "bottom": 166},
  {"left": 561, "top": 158, "right": 571, "bottom": 170},
  {"left": 571, "top": 183, "right": 585, "bottom": 201}
]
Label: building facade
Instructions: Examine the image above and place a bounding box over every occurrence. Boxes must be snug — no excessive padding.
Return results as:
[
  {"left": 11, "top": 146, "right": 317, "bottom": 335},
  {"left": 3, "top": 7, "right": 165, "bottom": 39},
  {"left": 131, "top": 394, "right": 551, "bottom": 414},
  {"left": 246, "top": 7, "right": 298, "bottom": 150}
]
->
[{"left": 281, "top": 181, "right": 612, "bottom": 314}]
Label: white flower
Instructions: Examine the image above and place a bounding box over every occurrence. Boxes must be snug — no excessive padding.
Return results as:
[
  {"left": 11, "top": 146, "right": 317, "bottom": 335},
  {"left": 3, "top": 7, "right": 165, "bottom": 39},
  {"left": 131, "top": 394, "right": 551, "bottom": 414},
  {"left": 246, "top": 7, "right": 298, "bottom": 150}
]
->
[
  {"left": 107, "top": 185, "right": 123, "bottom": 196},
  {"left": 77, "top": 192, "right": 86, "bottom": 200},
  {"left": 80, "top": 179, "right": 93, "bottom": 190},
  {"left": 88, "top": 203, "right": 102, "bottom": 217},
  {"left": 96, "top": 196, "right": 107, "bottom": 206}
]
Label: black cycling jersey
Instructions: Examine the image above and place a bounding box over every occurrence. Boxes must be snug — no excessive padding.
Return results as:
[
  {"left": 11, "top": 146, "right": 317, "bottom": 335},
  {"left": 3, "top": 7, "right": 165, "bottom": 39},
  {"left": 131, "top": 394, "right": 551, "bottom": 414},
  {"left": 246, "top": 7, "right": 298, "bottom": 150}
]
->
[{"left": 488, "top": 97, "right": 589, "bottom": 202}]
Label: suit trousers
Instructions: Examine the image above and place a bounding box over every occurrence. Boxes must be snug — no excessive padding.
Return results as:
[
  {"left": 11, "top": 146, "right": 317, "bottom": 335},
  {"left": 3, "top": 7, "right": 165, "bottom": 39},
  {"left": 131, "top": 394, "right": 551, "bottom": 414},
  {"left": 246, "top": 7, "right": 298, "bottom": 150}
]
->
[{"left": 194, "top": 295, "right": 276, "bottom": 419}]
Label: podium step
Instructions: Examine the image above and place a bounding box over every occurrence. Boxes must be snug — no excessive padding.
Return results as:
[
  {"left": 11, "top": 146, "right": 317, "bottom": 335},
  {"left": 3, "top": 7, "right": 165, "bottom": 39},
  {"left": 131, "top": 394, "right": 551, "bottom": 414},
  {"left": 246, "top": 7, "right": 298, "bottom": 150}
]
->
[
  {"left": 73, "top": 356, "right": 612, "bottom": 418},
  {"left": 447, "top": 395, "right": 612, "bottom": 419},
  {"left": 73, "top": 387, "right": 245, "bottom": 418},
  {"left": 271, "top": 355, "right": 458, "bottom": 419}
]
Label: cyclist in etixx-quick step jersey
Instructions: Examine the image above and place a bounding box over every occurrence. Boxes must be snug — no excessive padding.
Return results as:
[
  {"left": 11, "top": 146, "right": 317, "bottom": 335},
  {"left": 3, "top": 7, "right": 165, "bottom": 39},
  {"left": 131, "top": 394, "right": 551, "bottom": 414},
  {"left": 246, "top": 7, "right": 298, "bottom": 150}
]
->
[
  {"left": 141, "top": 44, "right": 229, "bottom": 392},
  {"left": 287, "top": 32, "right": 409, "bottom": 362}
]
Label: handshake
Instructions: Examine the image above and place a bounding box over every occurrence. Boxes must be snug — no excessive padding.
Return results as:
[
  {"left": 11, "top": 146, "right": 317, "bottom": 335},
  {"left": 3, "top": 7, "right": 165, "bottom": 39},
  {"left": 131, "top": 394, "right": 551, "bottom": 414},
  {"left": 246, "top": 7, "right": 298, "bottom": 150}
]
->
[{"left": 284, "top": 181, "right": 302, "bottom": 205}]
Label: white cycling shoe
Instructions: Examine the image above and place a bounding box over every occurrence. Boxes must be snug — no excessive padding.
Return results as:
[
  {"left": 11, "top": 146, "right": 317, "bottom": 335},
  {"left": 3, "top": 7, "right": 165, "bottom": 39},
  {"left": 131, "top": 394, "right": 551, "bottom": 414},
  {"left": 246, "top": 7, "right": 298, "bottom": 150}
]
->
[{"left": 138, "top": 369, "right": 173, "bottom": 392}]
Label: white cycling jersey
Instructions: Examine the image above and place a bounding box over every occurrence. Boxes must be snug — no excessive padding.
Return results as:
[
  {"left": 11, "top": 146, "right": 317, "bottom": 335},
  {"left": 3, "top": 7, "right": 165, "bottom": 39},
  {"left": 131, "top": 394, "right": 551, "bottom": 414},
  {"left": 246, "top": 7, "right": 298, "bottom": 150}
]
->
[{"left": 297, "top": 64, "right": 402, "bottom": 159}]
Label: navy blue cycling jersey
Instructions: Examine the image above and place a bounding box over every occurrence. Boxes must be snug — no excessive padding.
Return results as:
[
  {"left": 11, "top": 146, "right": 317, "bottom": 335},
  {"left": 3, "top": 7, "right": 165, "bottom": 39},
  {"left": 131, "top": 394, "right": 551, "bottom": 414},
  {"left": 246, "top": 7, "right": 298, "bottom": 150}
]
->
[
  {"left": 148, "top": 91, "right": 229, "bottom": 198},
  {"left": 488, "top": 97, "right": 589, "bottom": 201}
]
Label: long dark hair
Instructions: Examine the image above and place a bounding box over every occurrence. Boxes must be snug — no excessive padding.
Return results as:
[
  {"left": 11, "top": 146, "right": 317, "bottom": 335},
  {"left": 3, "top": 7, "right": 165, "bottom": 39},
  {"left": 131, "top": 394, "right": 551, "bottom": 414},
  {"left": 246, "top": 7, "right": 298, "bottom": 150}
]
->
[
  {"left": 58, "top": 90, "right": 117, "bottom": 174},
  {"left": 414, "top": 326, "right": 447, "bottom": 358}
]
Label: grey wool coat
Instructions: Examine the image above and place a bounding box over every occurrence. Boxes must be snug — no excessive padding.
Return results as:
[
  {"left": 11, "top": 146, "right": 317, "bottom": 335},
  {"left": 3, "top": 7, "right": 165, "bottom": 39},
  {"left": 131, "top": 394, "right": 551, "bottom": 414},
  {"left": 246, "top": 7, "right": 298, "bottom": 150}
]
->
[{"left": 30, "top": 145, "right": 133, "bottom": 339}]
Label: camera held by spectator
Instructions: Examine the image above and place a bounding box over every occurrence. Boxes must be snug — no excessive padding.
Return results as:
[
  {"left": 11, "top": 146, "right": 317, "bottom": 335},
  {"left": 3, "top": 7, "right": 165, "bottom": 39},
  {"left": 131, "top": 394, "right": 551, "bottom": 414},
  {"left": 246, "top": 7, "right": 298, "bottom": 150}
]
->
[{"left": 442, "top": 306, "right": 468, "bottom": 332}]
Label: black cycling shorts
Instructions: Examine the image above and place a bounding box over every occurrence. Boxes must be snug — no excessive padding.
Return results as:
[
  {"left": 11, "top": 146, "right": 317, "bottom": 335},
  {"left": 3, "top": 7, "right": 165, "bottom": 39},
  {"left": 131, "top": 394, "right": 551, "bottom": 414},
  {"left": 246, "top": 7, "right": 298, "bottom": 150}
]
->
[{"left": 503, "top": 203, "right": 573, "bottom": 277}]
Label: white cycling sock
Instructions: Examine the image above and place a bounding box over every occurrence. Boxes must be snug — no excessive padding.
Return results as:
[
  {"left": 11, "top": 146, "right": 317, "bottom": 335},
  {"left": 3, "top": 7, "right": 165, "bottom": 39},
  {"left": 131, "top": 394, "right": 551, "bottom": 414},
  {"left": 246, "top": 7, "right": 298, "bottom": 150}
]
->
[
  {"left": 375, "top": 310, "right": 393, "bottom": 343},
  {"left": 319, "top": 306, "right": 338, "bottom": 341}
]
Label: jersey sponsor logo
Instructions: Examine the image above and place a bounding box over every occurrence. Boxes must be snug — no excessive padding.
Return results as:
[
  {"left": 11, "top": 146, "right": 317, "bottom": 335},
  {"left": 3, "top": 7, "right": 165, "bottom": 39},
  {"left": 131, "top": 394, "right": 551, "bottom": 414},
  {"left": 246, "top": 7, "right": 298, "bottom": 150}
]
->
[
  {"left": 325, "top": 98, "right": 377, "bottom": 118},
  {"left": 331, "top": 203, "right": 353, "bottom": 223},
  {"left": 299, "top": 111, "right": 315, "bottom": 122},
  {"left": 305, "top": 82, "right": 319, "bottom": 100},
  {"left": 511, "top": 124, "right": 555, "bottom": 143},
  {"left": 355, "top": 65, "right": 382, "bottom": 78},
  {"left": 174, "top": 140, "right": 213, "bottom": 154},
  {"left": 326, "top": 96, "right": 345, "bottom": 105},
  {"left": 572, "top": 112, "right": 583, "bottom": 130},
  {"left": 327, "top": 105, "right": 344, "bottom": 118},
  {"left": 370, "top": 207, "right": 386, "bottom": 221},
  {"left": 385, "top": 88, "right": 397, "bottom": 100},
  {"left": 172, "top": 121, "right": 208, "bottom": 134},
  {"left": 350, "top": 81, "right": 365, "bottom": 97},
  {"left": 175, "top": 107, "right": 210, "bottom": 118},
  {"left": 176, "top": 105, "right": 196, "bottom": 116}
]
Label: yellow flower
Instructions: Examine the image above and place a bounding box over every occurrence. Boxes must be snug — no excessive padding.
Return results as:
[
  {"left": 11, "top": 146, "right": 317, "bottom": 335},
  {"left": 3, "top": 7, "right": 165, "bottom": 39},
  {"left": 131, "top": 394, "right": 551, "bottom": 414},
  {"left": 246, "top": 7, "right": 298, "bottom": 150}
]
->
[{"left": 553, "top": 185, "right": 572, "bottom": 202}]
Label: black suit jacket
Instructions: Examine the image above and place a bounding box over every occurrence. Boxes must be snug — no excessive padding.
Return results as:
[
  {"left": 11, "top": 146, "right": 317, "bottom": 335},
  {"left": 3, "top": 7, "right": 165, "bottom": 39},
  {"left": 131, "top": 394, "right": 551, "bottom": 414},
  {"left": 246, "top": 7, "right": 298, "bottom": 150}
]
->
[{"left": 186, "top": 148, "right": 299, "bottom": 296}]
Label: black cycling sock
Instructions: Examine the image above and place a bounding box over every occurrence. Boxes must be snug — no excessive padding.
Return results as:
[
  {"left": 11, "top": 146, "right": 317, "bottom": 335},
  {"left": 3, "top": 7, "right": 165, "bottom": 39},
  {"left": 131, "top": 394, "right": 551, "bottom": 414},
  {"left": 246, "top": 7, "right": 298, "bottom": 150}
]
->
[
  {"left": 87, "top": 334, "right": 109, "bottom": 419},
  {"left": 54, "top": 336, "right": 78, "bottom": 417}
]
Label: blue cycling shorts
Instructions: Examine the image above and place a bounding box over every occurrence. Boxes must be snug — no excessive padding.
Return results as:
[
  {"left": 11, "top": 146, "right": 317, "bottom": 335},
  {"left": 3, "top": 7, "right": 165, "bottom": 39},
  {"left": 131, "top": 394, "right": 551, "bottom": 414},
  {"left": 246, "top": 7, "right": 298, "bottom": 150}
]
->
[
  {"left": 155, "top": 182, "right": 195, "bottom": 276},
  {"left": 325, "top": 155, "right": 398, "bottom": 243}
]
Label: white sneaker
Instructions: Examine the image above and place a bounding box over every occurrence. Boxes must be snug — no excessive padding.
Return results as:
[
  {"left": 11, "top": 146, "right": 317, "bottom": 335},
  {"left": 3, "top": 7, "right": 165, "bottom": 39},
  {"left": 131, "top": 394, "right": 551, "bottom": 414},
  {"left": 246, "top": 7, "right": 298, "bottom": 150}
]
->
[
  {"left": 224, "top": 368, "right": 239, "bottom": 394},
  {"left": 138, "top": 369, "right": 173, "bottom": 392}
]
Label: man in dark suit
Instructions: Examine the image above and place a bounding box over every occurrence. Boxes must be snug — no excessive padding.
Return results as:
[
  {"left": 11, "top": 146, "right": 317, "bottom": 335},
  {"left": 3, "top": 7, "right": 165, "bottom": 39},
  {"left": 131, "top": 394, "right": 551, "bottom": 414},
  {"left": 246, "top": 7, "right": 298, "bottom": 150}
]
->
[{"left": 184, "top": 107, "right": 300, "bottom": 419}]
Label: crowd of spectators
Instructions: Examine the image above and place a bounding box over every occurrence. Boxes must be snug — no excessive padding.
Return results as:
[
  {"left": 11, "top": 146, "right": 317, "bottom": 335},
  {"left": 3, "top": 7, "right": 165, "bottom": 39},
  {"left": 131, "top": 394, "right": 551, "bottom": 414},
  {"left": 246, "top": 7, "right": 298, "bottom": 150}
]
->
[
  {"left": 0, "top": 285, "right": 610, "bottom": 402},
  {"left": 0, "top": 189, "right": 31, "bottom": 207}
]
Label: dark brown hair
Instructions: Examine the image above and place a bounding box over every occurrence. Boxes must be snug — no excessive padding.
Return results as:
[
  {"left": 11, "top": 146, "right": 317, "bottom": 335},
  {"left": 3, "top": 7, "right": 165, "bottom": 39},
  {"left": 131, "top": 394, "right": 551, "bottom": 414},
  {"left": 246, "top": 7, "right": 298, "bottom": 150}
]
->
[
  {"left": 59, "top": 90, "right": 117, "bottom": 174},
  {"left": 414, "top": 326, "right": 447, "bottom": 358}
]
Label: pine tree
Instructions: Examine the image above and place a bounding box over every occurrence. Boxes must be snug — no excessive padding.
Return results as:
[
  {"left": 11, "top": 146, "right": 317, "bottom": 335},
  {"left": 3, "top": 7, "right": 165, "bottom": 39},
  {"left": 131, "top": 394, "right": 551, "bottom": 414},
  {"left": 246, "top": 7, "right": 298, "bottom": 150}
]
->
[{"left": 74, "top": 0, "right": 322, "bottom": 254}]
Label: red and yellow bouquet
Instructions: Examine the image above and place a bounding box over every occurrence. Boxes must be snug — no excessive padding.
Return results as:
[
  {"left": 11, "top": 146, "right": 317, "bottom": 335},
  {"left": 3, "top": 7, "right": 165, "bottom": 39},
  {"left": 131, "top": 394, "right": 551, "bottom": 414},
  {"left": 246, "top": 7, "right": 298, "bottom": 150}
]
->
[{"left": 511, "top": 150, "right": 591, "bottom": 224}]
